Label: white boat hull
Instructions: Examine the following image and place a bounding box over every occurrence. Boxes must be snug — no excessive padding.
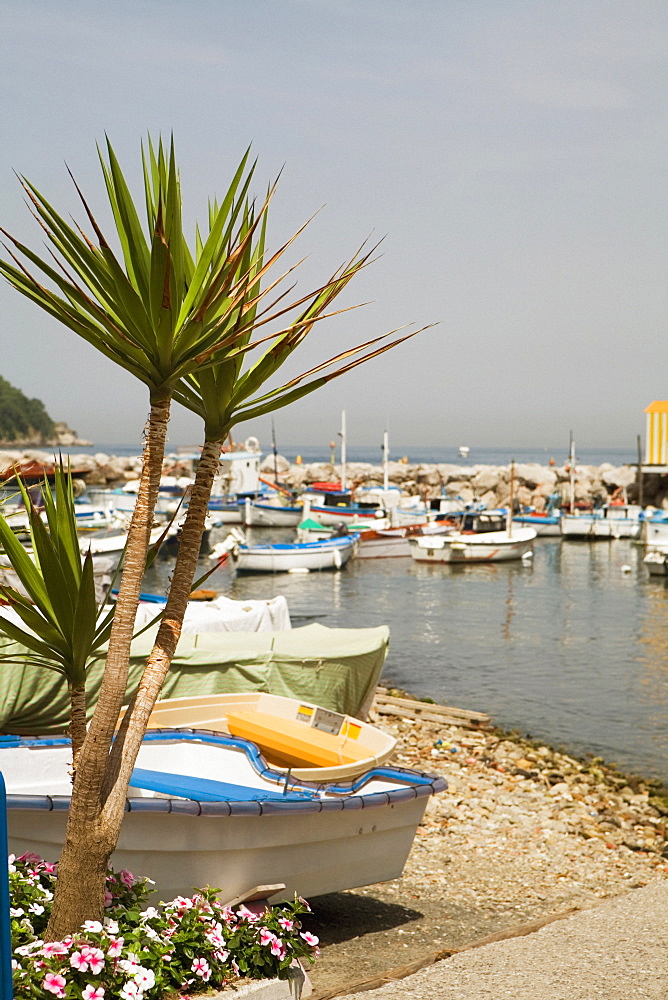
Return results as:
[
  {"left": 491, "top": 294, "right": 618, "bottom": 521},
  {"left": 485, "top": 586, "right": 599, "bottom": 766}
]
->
[
  {"left": 512, "top": 516, "right": 561, "bottom": 537},
  {"left": 243, "top": 500, "right": 303, "bottom": 527},
  {"left": 561, "top": 505, "right": 642, "bottom": 540},
  {"left": 644, "top": 549, "right": 668, "bottom": 576},
  {"left": 4, "top": 734, "right": 444, "bottom": 903},
  {"left": 357, "top": 524, "right": 454, "bottom": 559},
  {"left": 234, "top": 537, "right": 356, "bottom": 573},
  {"left": 409, "top": 527, "right": 536, "bottom": 563}
]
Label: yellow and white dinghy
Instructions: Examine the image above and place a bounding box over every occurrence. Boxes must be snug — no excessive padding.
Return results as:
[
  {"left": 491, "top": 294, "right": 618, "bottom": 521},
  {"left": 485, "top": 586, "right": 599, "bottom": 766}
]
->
[{"left": 140, "top": 691, "right": 397, "bottom": 781}]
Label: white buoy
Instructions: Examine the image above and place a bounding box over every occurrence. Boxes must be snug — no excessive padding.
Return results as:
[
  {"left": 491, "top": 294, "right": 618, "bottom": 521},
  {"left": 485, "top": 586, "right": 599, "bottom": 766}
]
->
[{"left": 288, "top": 567, "right": 310, "bottom": 574}]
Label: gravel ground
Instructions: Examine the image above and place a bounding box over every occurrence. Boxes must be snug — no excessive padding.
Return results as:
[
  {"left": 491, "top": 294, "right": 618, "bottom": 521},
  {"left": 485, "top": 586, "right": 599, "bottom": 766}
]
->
[{"left": 303, "top": 706, "right": 668, "bottom": 998}]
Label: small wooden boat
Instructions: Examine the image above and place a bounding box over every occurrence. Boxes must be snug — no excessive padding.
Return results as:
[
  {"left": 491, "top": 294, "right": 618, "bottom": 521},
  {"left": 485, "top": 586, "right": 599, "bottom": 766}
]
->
[
  {"left": 644, "top": 549, "right": 668, "bottom": 576},
  {"left": 3, "top": 731, "right": 446, "bottom": 904},
  {"left": 408, "top": 511, "right": 536, "bottom": 563},
  {"left": 136, "top": 691, "right": 397, "bottom": 781}
]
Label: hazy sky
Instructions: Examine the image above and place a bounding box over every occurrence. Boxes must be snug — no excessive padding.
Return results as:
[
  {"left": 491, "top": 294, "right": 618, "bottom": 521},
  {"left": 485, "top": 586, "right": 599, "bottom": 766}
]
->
[{"left": 1, "top": 1, "right": 667, "bottom": 453}]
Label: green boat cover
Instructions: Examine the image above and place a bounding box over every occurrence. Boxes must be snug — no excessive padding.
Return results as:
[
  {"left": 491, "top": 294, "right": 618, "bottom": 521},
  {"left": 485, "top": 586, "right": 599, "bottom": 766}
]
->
[{"left": 0, "top": 623, "right": 389, "bottom": 736}]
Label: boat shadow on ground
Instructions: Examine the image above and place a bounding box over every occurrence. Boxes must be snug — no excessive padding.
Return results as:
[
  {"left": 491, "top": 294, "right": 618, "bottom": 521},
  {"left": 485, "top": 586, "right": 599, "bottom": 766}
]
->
[{"left": 302, "top": 891, "right": 423, "bottom": 945}]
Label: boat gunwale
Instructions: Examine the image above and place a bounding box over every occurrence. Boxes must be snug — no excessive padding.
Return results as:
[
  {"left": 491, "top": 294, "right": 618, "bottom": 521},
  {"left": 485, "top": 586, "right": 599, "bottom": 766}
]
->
[{"left": 1, "top": 730, "right": 447, "bottom": 815}]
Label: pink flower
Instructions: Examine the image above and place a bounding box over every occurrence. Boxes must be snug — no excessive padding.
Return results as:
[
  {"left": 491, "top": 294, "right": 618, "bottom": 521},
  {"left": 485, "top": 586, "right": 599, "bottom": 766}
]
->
[
  {"left": 82, "top": 946, "right": 105, "bottom": 974},
  {"left": 236, "top": 904, "right": 262, "bottom": 923},
  {"left": 17, "top": 851, "right": 42, "bottom": 863},
  {"left": 107, "top": 936, "right": 124, "bottom": 957},
  {"left": 83, "top": 987, "right": 105, "bottom": 1000},
  {"left": 278, "top": 917, "right": 294, "bottom": 931},
  {"left": 42, "top": 941, "right": 69, "bottom": 957},
  {"left": 104, "top": 890, "right": 113, "bottom": 907},
  {"left": 300, "top": 931, "right": 319, "bottom": 946},
  {"left": 118, "top": 869, "right": 136, "bottom": 887},
  {"left": 259, "top": 928, "right": 276, "bottom": 947},
  {"left": 43, "top": 972, "right": 67, "bottom": 997},
  {"left": 270, "top": 937, "right": 286, "bottom": 959},
  {"left": 70, "top": 951, "right": 90, "bottom": 971},
  {"left": 191, "top": 957, "right": 211, "bottom": 980}
]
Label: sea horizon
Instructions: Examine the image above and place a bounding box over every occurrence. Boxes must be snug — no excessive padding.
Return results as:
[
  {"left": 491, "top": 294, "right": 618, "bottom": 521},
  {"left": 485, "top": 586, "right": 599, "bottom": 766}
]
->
[{"left": 49, "top": 441, "right": 640, "bottom": 467}]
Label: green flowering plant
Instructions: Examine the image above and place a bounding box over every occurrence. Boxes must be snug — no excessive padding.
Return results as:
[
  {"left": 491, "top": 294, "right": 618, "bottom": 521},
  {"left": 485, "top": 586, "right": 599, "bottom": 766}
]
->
[{"left": 10, "top": 853, "right": 318, "bottom": 998}]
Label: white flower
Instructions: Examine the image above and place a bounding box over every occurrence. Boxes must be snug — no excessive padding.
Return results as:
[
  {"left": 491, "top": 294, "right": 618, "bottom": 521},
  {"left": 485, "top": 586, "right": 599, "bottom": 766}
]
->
[
  {"left": 83, "top": 920, "right": 104, "bottom": 933},
  {"left": 103, "top": 918, "right": 119, "bottom": 934},
  {"left": 133, "top": 967, "right": 155, "bottom": 990},
  {"left": 139, "top": 906, "right": 160, "bottom": 920}
]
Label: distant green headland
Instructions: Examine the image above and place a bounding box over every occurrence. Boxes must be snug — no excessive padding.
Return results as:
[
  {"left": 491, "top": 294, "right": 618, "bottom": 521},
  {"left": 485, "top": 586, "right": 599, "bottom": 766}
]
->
[
  {"left": 0, "top": 376, "right": 90, "bottom": 447},
  {"left": 0, "top": 375, "right": 55, "bottom": 444}
]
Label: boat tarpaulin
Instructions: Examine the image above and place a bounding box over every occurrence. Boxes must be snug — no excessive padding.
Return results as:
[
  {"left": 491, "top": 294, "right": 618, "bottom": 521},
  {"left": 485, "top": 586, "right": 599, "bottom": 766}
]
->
[{"left": 0, "top": 623, "right": 389, "bottom": 735}]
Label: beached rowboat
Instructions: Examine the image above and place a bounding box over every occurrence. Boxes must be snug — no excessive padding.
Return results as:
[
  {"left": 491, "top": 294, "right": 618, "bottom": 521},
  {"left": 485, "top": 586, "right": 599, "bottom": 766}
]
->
[
  {"left": 136, "top": 691, "right": 397, "bottom": 781},
  {"left": 3, "top": 731, "right": 445, "bottom": 904}
]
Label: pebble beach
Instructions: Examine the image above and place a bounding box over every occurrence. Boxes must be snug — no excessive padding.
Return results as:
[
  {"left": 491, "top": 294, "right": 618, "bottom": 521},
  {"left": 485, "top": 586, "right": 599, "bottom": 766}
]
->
[{"left": 306, "top": 692, "right": 668, "bottom": 997}]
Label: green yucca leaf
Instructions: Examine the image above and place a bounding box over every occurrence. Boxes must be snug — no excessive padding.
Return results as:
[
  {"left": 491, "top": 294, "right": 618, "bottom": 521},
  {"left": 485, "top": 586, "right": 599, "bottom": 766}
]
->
[
  {"left": 0, "top": 597, "right": 69, "bottom": 667},
  {"left": 0, "top": 588, "right": 70, "bottom": 653},
  {"left": 0, "top": 513, "right": 54, "bottom": 612},
  {"left": 70, "top": 553, "right": 98, "bottom": 682}
]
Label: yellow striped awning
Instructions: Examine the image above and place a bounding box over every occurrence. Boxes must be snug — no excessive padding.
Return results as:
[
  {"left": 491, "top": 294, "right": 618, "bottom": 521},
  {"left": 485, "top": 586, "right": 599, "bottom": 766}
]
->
[{"left": 644, "top": 402, "right": 668, "bottom": 465}]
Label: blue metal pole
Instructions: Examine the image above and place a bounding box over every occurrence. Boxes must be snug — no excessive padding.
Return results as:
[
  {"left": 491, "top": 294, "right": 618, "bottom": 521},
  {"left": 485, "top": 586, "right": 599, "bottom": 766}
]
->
[{"left": 0, "top": 772, "right": 13, "bottom": 999}]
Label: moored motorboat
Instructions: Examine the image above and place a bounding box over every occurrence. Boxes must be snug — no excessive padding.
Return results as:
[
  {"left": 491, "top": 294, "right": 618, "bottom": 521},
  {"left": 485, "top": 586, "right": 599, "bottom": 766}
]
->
[
  {"left": 408, "top": 511, "right": 536, "bottom": 563},
  {"left": 3, "top": 731, "right": 446, "bottom": 903},
  {"left": 131, "top": 691, "right": 397, "bottom": 781},
  {"left": 560, "top": 504, "right": 643, "bottom": 540}
]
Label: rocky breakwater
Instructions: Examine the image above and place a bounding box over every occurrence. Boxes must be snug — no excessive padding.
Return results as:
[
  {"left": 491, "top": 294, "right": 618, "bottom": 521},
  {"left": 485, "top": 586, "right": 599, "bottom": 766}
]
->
[
  {"left": 268, "top": 456, "right": 645, "bottom": 509},
  {"left": 0, "top": 449, "right": 197, "bottom": 488}
]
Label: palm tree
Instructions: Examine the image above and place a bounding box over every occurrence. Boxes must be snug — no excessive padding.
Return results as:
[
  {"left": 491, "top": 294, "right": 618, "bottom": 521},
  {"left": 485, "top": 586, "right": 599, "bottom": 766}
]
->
[{"left": 0, "top": 136, "right": 430, "bottom": 936}]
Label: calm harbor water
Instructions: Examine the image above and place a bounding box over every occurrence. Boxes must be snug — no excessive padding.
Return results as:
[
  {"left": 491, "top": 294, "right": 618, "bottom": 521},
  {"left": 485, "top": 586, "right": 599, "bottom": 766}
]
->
[{"left": 144, "top": 532, "right": 668, "bottom": 786}]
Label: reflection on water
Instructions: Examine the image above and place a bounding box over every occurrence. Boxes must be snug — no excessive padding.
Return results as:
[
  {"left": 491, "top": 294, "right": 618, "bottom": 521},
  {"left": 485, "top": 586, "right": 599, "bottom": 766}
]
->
[{"left": 144, "top": 532, "right": 668, "bottom": 782}]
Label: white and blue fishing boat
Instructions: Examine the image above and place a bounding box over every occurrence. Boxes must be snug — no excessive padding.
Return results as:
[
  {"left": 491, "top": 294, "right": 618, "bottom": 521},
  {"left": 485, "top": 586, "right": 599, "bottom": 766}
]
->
[
  {"left": 219, "top": 529, "right": 358, "bottom": 573},
  {"left": 3, "top": 730, "right": 446, "bottom": 904},
  {"left": 512, "top": 508, "right": 562, "bottom": 537}
]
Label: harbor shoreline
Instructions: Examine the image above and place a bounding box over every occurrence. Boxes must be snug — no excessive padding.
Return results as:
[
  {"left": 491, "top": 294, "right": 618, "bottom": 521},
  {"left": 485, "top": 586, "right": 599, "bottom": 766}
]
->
[{"left": 303, "top": 686, "right": 668, "bottom": 997}]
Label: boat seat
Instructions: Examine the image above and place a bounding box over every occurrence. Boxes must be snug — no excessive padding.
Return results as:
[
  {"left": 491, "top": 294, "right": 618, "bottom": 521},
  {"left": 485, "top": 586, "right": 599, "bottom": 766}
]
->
[
  {"left": 225, "top": 710, "right": 371, "bottom": 769},
  {"left": 129, "top": 767, "right": 314, "bottom": 802}
]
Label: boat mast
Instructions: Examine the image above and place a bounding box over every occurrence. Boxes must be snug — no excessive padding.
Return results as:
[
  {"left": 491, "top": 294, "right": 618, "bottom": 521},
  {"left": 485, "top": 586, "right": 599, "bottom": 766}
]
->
[
  {"left": 383, "top": 430, "right": 389, "bottom": 493},
  {"left": 507, "top": 459, "right": 514, "bottom": 537},
  {"left": 568, "top": 431, "right": 576, "bottom": 514},
  {"left": 339, "top": 410, "right": 347, "bottom": 491}
]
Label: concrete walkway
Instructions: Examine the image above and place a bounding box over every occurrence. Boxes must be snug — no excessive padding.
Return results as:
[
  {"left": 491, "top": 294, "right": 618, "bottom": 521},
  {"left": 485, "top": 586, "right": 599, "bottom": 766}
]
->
[{"left": 346, "top": 879, "right": 668, "bottom": 1000}]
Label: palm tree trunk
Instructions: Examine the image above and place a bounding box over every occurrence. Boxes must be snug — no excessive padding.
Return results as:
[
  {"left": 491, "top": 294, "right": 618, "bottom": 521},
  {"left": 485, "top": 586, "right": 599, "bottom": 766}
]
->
[
  {"left": 68, "top": 685, "right": 87, "bottom": 774},
  {"left": 45, "top": 393, "right": 171, "bottom": 940},
  {"left": 102, "top": 438, "right": 222, "bottom": 818}
]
